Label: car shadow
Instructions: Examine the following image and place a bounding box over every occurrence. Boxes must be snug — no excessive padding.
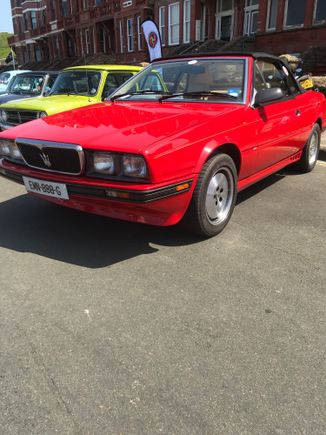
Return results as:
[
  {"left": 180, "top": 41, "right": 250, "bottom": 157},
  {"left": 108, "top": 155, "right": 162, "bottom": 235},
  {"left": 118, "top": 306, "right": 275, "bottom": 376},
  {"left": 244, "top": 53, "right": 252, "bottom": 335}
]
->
[
  {"left": 0, "top": 194, "right": 203, "bottom": 268},
  {"left": 237, "top": 172, "right": 285, "bottom": 204},
  {"left": 318, "top": 149, "right": 326, "bottom": 161},
  {"left": 0, "top": 171, "right": 287, "bottom": 268}
]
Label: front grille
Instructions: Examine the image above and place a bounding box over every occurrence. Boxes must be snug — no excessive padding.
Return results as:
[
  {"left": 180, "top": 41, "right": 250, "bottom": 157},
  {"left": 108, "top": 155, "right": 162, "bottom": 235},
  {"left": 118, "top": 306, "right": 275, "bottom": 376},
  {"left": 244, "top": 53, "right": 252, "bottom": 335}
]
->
[
  {"left": 16, "top": 138, "right": 84, "bottom": 175},
  {"left": 4, "top": 110, "right": 38, "bottom": 126}
]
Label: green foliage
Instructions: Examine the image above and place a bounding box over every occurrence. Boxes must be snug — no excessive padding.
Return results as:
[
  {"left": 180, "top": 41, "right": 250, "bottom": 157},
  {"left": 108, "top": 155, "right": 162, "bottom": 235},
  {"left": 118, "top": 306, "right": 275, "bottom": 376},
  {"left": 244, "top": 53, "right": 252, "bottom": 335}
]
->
[{"left": 0, "top": 33, "right": 13, "bottom": 60}]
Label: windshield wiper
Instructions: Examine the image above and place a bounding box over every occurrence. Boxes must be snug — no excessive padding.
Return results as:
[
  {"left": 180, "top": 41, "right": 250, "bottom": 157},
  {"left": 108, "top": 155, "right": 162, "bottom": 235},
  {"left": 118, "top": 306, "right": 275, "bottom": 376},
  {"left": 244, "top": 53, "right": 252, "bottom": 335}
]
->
[
  {"left": 158, "top": 91, "right": 239, "bottom": 102},
  {"left": 110, "top": 90, "right": 168, "bottom": 102}
]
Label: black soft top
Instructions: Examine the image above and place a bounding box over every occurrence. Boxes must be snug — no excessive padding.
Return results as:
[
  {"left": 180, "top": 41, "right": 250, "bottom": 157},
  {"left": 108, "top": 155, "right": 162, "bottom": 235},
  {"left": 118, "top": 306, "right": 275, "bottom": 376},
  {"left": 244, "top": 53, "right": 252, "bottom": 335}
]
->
[{"left": 152, "top": 52, "right": 282, "bottom": 63}]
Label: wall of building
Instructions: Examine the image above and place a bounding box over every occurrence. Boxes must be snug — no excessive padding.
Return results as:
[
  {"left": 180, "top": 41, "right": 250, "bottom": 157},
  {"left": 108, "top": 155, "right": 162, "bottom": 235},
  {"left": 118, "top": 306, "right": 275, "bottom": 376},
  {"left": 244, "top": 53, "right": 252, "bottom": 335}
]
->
[
  {"left": 256, "top": 0, "right": 326, "bottom": 54},
  {"left": 8, "top": 0, "right": 326, "bottom": 68}
]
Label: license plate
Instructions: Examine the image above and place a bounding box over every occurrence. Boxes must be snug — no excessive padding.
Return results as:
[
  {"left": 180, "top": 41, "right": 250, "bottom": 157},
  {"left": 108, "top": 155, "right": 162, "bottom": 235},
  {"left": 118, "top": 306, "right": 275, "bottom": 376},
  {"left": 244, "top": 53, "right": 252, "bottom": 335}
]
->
[{"left": 23, "top": 176, "right": 69, "bottom": 200}]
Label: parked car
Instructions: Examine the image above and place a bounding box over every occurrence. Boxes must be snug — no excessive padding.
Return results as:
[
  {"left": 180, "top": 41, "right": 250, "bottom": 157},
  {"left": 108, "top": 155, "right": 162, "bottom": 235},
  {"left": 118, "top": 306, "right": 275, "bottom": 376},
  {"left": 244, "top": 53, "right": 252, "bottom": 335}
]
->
[
  {"left": 0, "top": 64, "right": 141, "bottom": 130},
  {"left": 0, "top": 70, "right": 31, "bottom": 94},
  {"left": 0, "top": 71, "right": 59, "bottom": 106},
  {"left": 0, "top": 53, "right": 325, "bottom": 237}
]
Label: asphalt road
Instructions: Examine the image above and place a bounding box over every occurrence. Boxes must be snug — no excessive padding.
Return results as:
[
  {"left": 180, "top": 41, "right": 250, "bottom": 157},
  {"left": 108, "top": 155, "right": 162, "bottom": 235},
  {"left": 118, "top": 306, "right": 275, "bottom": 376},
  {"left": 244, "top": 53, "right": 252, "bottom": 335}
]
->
[{"left": 0, "top": 157, "right": 325, "bottom": 434}]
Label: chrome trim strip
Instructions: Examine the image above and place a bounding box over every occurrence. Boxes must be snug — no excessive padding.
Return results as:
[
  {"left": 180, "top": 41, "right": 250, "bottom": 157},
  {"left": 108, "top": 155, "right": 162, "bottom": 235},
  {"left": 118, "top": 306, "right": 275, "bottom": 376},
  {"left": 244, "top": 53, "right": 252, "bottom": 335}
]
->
[{"left": 15, "top": 138, "right": 85, "bottom": 176}]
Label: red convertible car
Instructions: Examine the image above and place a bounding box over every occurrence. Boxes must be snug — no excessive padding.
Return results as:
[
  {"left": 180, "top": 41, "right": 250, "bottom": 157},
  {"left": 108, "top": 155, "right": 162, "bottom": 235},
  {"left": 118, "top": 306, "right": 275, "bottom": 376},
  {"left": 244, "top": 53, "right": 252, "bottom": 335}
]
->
[{"left": 0, "top": 53, "right": 325, "bottom": 237}]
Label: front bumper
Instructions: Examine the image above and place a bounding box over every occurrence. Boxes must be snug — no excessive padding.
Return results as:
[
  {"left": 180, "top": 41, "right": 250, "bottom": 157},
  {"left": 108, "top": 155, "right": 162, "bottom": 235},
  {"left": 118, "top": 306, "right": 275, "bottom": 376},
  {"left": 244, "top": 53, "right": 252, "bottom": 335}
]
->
[{"left": 0, "top": 159, "right": 195, "bottom": 226}]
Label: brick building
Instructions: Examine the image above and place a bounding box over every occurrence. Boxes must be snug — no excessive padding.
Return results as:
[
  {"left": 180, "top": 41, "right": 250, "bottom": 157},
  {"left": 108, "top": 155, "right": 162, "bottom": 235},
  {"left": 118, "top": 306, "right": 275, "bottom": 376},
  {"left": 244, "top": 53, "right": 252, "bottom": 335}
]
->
[
  {"left": 8, "top": 0, "right": 326, "bottom": 68},
  {"left": 256, "top": 0, "right": 326, "bottom": 54},
  {"left": 9, "top": 0, "right": 154, "bottom": 67}
]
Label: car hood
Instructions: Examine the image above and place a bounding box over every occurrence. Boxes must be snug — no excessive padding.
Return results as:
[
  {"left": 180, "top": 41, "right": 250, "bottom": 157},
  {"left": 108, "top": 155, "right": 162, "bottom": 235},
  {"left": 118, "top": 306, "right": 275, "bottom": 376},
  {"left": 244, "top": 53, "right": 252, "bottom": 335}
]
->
[
  {"left": 0, "top": 94, "right": 97, "bottom": 115},
  {"left": 0, "top": 86, "right": 9, "bottom": 94},
  {"left": 2, "top": 101, "right": 243, "bottom": 153},
  {"left": 0, "top": 93, "right": 35, "bottom": 105}
]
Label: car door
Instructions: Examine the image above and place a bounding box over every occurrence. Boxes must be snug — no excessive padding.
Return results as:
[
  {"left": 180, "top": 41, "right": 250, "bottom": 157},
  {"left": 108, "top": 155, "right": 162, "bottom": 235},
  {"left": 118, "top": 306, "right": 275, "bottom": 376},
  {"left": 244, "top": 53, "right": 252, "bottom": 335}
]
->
[{"left": 248, "top": 59, "right": 307, "bottom": 172}]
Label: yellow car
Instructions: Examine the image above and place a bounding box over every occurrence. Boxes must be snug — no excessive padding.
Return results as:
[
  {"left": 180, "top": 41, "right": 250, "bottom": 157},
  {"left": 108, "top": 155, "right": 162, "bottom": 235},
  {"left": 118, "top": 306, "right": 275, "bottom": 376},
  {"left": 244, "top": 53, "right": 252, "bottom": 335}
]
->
[{"left": 0, "top": 65, "right": 142, "bottom": 130}]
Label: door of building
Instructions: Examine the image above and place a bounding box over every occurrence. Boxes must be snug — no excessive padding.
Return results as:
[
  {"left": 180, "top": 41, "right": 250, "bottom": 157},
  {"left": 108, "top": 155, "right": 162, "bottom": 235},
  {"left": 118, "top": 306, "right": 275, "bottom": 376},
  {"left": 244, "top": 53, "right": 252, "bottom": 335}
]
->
[
  {"left": 215, "top": 0, "right": 234, "bottom": 41},
  {"left": 220, "top": 15, "right": 232, "bottom": 41}
]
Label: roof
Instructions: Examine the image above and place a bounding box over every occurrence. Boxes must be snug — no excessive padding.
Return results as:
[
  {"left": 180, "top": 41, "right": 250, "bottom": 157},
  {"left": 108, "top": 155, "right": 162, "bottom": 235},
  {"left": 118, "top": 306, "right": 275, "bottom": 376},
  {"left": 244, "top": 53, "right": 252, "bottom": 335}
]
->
[
  {"left": 64, "top": 65, "right": 142, "bottom": 72},
  {"left": 13, "top": 71, "right": 59, "bottom": 76},
  {"left": 152, "top": 52, "right": 282, "bottom": 63}
]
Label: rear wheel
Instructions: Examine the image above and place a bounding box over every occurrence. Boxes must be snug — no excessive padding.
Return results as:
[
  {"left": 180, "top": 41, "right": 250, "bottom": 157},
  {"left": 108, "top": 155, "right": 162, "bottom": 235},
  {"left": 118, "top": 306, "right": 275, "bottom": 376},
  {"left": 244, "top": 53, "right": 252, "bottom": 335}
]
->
[
  {"left": 295, "top": 123, "right": 320, "bottom": 173},
  {"left": 182, "top": 154, "right": 237, "bottom": 237}
]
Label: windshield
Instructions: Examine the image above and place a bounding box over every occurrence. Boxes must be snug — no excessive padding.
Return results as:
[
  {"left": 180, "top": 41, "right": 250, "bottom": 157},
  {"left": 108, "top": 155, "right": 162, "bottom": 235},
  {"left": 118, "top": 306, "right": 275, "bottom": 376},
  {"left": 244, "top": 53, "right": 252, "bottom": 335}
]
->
[
  {"left": 9, "top": 75, "right": 45, "bottom": 95},
  {"left": 50, "top": 70, "right": 102, "bottom": 96},
  {"left": 110, "top": 58, "right": 246, "bottom": 103}
]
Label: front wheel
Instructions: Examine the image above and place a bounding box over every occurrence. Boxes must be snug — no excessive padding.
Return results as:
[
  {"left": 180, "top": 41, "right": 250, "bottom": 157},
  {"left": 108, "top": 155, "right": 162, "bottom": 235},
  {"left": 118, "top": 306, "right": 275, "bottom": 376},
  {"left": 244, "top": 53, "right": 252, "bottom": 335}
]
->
[
  {"left": 294, "top": 123, "right": 320, "bottom": 173},
  {"left": 182, "top": 154, "right": 237, "bottom": 237}
]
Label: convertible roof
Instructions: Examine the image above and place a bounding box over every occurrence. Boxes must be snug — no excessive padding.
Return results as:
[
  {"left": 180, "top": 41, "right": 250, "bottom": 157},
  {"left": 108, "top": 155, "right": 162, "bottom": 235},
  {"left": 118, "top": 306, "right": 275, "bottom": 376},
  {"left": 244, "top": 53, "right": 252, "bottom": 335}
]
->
[{"left": 153, "top": 52, "right": 282, "bottom": 63}]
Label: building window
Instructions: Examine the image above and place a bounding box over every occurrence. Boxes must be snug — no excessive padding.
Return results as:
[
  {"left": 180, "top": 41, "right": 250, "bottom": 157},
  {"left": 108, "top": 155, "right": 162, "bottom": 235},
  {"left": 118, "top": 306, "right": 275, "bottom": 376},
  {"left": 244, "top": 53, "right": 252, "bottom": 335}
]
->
[
  {"left": 50, "top": 0, "right": 56, "bottom": 21},
  {"left": 31, "top": 11, "right": 37, "bottom": 29},
  {"left": 85, "top": 29, "right": 90, "bottom": 54},
  {"left": 183, "top": 0, "right": 190, "bottom": 43},
  {"left": 314, "top": 0, "right": 326, "bottom": 23},
  {"left": 284, "top": 0, "right": 306, "bottom": 28},
  {"left": 41, "top": 10, "right": 47, "bottom": 26},
  {"left": 168, "top": 3, "right": 180, "bottom": 45},
  {"left": 14, "top": 18, "right": 20, "bottom": 34},
  {"left": 34, "top": 45, "right": 41, "bottom": 62},
  {"left": 127, "top": 18, "right": 134, "bottom": 52},
  {"left": 18, "top": 16, "right": 23, "bottom": 33},
  {"left": 61, "top": 0, "right": 70, "bottom": 17},
  {"left": 119, "top": 20, "right": 124, "bottom": 53},
  {"left": 266, "top": 0, "right": 278, "bottom": 30},
  {"left": 159, "top": 7, "right": 165, "bottom": 46},
  {"left": 219, "top": 0, "right": 233, "bottom": 11},
  {"left": 137, "top": 16, "right": 142, "bottom": 50}
]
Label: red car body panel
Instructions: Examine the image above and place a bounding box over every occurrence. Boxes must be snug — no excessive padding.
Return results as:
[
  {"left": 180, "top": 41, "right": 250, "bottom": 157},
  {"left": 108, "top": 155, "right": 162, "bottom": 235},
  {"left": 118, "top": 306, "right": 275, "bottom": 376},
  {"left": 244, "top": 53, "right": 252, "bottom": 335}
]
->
[{"left": 0, "top": 55, "right": 325, "bottom": 227}]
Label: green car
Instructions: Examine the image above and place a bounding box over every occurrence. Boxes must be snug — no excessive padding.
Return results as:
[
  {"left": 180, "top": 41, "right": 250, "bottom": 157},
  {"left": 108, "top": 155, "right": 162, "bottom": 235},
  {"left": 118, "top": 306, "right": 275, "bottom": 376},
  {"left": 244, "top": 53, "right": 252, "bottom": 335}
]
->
[{"left": 0, "top": 64, "right": 142, "bottom": 130}]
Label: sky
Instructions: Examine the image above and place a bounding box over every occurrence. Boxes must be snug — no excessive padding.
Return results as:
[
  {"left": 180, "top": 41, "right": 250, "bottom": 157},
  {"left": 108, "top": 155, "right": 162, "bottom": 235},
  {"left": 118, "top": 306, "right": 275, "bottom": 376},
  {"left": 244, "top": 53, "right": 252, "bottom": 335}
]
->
[{"left": 0, "top": 0, "right": 14, "bottom": 34}]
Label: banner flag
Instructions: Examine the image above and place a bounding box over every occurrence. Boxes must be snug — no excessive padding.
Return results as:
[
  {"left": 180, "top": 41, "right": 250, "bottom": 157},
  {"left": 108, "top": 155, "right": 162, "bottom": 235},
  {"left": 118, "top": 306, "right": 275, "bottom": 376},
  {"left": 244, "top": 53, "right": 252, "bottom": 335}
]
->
[{"left": 141, "top": 19, "right": 162, "bottom": 62}]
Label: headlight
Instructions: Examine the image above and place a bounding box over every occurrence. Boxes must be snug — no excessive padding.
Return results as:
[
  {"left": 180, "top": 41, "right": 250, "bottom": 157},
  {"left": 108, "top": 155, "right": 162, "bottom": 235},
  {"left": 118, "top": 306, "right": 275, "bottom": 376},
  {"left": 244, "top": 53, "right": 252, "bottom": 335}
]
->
[
  {"left": 10, "top": 142, "right": 23, "bottom": 160},
  {"left": 122, "top": 155, "right": 147, "bottom": 178},
  {"left": 0, "top": 110, "right": 8, "bottom": 122},
  {"left": 38, "top": 111, "right": 47, "bottom": 118},
  {"left": 0, "top": 139, "right": 23, "bottom": 161},
  {"left": 93, "top": 152, "right": 115, "bottom": 174},
  {"left": 0, "top": 139, "right": 11, "bottom": 156}
]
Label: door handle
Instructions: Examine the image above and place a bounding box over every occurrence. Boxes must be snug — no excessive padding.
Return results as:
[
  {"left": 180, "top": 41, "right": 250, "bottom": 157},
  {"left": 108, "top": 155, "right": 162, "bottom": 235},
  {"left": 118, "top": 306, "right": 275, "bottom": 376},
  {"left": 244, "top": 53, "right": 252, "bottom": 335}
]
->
[{"left": 295, "top": 109, "right": 301, "bottom": 116}]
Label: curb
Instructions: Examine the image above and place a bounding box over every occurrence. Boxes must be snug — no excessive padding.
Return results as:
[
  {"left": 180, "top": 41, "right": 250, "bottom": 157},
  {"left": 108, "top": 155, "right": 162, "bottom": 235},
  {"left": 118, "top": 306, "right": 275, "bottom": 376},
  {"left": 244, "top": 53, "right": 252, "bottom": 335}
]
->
[{"left": 321, "top": 133, "right": 326, "bottom": 151}]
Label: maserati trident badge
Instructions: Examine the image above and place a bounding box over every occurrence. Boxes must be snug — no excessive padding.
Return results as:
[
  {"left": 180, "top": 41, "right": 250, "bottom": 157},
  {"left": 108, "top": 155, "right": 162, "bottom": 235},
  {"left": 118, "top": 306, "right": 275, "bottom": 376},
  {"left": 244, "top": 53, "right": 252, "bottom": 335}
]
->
[{"left": 40, "top": 152, "right": 51, "bottom": 168}]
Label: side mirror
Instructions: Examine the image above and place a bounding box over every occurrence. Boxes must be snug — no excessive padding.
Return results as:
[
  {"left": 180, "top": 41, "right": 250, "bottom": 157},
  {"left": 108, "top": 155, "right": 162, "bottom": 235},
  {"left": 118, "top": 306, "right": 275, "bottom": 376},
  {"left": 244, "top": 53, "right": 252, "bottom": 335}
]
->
[{"left": 254, "top": 87, "right": 284, "bottom": 106}]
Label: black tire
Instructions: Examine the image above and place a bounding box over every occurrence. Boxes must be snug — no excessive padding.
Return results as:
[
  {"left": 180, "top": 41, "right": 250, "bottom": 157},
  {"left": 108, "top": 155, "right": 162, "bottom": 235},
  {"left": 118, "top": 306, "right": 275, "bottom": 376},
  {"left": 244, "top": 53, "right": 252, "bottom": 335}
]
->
[
  {"left": 294, "top": 123, "right": 320, "bottom": 173},
  {"left": 182, "top": 153, "right": 237, "bottom": 237}
]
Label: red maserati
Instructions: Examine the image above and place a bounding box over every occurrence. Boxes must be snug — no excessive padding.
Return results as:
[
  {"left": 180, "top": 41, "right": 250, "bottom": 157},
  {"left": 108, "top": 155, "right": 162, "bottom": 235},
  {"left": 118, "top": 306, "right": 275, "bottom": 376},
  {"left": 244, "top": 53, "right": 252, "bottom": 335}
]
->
[{"left": 0, "top": 53, "right": 325, "bottom": 237}]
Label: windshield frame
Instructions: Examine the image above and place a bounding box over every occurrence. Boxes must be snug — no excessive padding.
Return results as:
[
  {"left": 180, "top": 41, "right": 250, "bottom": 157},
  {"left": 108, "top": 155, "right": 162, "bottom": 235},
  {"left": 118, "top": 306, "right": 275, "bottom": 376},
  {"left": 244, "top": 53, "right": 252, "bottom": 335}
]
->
[{"left": 110, "top": 57, "right": 249, "bottom": 105}]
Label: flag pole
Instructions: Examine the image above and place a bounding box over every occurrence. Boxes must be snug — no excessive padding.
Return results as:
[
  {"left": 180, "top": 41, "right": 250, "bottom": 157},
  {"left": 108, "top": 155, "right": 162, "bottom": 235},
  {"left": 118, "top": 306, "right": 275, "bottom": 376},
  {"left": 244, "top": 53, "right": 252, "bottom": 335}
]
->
[{"left": 11, "top": 47, "right": 15, "bottom": 70}]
